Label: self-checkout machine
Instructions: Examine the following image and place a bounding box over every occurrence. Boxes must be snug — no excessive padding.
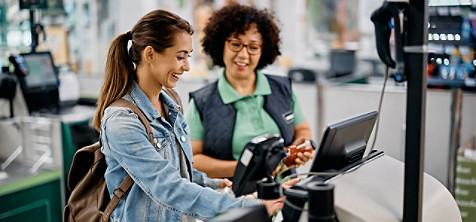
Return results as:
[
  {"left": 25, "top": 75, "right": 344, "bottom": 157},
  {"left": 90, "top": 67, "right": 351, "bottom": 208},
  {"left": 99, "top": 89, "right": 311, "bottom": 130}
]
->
[
  {"left": 0, "top": 53, "right": 65, "bottom": 222},
  {"left": 0, "top": 2, "right": 96, "bottom": 222},
  {"left": 0, "top": 55, "right": 96, "bottom": 221},
  {"left": 212, "top": 1, "right": 461, "bottom": 221},
  {"left": 301, "top": 1, "right": 460, "bottom": 221},
  {"left": 212, "top": 118, "right": 460, "bottom": 221},
  {"left": 0, "top": 51, "right": 96, "bottom": 222},
  {"left": 293, "top": 1, "right": 461, "bottom": 221}
]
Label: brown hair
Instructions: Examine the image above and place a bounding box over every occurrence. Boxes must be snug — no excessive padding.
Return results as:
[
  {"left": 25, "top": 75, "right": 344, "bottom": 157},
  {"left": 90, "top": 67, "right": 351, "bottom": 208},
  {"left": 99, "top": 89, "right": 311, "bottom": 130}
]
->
[
  {"left": 93, "top": 9, "right": 193, "bottom": 131},
  {"left": 201, "top": 3, "right": 281, "bottom": 70}
]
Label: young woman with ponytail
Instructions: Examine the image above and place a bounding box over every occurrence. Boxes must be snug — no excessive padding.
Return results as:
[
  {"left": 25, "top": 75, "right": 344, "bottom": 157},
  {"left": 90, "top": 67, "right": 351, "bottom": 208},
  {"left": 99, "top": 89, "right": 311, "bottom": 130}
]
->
[{"left": 92, "top": 9, "right": 296, "bottom": 221}]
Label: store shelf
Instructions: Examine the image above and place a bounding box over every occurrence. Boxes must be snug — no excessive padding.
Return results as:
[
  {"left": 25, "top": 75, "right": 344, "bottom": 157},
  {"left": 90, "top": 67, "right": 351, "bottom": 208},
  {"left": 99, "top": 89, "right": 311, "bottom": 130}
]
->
[{"left": 427, "top": 77, "right": 476, "bottom": 89}]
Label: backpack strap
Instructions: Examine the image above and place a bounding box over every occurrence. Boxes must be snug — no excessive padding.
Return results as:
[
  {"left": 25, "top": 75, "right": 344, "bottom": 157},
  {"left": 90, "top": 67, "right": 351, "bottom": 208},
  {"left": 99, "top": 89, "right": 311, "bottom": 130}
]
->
[
  {"left": 102, "top": 98, "right": 153, "bottom": 221},
  {"left": 102, "top": 173, "right": 134, "bottom": 221},
  {"left": 162, "top": 87, "right": 183, "bottom": 113}
]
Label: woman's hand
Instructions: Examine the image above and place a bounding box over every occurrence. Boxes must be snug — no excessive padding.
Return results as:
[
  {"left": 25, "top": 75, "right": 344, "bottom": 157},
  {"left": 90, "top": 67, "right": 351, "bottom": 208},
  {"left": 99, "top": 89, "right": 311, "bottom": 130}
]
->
[
  {"left": 293, "top": 151, "right": 314, "bottom": 166},
  {"left": 219, "top": 178, "right": 232, "bottom": 189},
  {"left": 261, "top": 178, "right": 301, "bottom": 216},
  {"left": 281, "top": 178, "right": 301, "bottom": 189},
  {"left": 261, "top": 197, "right": 284, "bottom": 216},
  {"left": 284, "top": 139, "right": 314, "bottom": 167},
  {"left": 291, "top": 136, "right": 307, "bottom": 146}
]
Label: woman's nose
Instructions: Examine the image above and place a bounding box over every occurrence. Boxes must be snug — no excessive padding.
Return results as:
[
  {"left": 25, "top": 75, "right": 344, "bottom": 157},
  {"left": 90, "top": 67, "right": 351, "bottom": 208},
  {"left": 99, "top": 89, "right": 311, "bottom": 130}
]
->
[
  {"left": 237, "top": 46, "right": 250, "bottom": 58},
  {"left": 183, "top": 59, "right": 190, "bottom": 71}
]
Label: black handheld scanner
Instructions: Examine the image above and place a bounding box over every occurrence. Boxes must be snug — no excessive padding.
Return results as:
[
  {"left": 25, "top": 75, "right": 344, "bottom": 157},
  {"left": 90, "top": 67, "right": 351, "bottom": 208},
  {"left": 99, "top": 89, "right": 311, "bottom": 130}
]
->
[{"left": 371, "top": 2, "right": 408, "bottom": 72}]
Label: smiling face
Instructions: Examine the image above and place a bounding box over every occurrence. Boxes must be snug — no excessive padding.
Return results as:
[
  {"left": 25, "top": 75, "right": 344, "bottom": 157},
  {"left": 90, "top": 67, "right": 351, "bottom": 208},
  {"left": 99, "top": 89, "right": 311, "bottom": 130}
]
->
[
  {"left": 223, "top": 24, "right": 262, "bottom": 80},
  {"left": 146, "top": 31, "right": 193, "bottom": 89}
]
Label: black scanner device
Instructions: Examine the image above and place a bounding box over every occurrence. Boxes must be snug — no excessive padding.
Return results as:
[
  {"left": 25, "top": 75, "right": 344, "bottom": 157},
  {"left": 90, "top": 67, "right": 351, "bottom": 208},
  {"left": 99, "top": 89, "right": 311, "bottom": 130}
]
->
[
  {"left": 371, "top": 1, "right": 408, "bottom": 82},
  {"left": 232, "top": 134, "right": 286, "bottom": 199}
]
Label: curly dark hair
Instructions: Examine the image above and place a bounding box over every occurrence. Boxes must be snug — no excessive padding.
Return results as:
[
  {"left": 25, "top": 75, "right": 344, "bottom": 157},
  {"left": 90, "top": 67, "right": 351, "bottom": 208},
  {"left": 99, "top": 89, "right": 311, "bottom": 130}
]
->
[{"left": 201, "top": 4, "right": 281, "bottom": 70}]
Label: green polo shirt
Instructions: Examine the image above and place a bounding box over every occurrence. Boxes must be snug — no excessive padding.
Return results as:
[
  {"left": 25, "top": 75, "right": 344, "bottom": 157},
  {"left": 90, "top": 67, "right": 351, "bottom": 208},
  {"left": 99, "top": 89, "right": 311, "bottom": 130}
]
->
[{"left": 186, "top": 70, "right": 306, "bottom": 160}]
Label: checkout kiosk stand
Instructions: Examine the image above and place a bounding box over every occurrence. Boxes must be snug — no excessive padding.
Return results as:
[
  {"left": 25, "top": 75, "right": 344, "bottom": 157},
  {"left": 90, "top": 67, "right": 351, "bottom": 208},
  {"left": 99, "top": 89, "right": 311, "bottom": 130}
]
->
[
  {"left": 311, "top": 154, "right": 461, "bottom": 222},
  {"left": 0, "top": 52, "right": 96, "bottom": 221},
  {"left": 268, "top": 153, "right": 463, "bottom": 222},
  {"left": 221, "top": 116, "right": 462, "bottom": 222}
]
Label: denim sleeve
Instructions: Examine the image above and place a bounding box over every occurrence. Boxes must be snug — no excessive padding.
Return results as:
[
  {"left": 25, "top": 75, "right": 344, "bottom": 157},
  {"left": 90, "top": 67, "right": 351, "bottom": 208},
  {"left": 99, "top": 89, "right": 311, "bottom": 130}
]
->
[
  {"left": 102, "top": 108, "right": 261, "bottom": 220},
  {"left": 191, "top": 168, "right": 221, "bottom": 189}
]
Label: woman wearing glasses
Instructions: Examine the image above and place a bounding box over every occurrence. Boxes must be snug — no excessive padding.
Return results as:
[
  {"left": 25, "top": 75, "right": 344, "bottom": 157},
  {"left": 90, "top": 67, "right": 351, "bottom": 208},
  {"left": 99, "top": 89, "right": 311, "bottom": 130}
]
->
[{"left": 186, "top": 3, "right": 313, "bottom": 179}]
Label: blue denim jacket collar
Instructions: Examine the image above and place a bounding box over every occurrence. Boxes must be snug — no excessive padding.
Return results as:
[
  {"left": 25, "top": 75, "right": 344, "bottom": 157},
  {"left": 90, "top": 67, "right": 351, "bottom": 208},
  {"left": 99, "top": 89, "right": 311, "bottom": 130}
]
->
[
  {"left": 127, "top": 82, "right": 192, "bottom": 162},
  {"left": 128, "top": 82, "right": 181, "bottom": 122}
]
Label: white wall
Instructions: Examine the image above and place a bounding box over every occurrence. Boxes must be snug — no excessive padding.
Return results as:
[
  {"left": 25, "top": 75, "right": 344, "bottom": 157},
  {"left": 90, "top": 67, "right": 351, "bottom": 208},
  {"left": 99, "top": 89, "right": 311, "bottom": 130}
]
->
[{"left": 274, "top": 0, "right": 308, "bottom": 59}]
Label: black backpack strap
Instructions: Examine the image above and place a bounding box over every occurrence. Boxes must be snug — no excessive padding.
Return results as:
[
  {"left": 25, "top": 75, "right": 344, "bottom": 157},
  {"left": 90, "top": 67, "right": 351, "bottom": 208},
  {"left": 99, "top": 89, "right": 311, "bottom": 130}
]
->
[{"left": 102, "top": 98, "right": 153, "bottom": 221}]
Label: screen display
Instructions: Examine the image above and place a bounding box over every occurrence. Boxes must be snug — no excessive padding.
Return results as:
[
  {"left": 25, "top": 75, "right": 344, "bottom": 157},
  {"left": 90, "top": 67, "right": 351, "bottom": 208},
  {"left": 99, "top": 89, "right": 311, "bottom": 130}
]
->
[
  {"left": 21, "top": 53, "right": 58, "bottom": 88},
  {"left": 309, "top": 111, "right": 378, "bottom": 173}
]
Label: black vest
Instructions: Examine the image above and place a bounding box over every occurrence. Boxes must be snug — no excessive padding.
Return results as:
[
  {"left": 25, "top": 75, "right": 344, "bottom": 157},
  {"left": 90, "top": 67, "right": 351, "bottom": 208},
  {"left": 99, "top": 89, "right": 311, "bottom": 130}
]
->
[{"left": 189, "top": 74, "right": 294, "bottom": 160}]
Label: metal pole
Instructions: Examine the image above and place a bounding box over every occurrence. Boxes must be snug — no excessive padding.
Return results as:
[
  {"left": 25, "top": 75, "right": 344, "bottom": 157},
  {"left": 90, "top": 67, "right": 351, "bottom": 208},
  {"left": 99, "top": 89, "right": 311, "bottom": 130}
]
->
[
  {"left": 317, "top": 81, "right": 324, "bottom": 137},
  {"left": 29, "top": 9, "right": 37, "bottom": 53},
  {"left": 402, "top": 0, "right": 428, "bottom": 221},
  {"left": 448, "top": 88, "right": 462, "bottom": 195}
]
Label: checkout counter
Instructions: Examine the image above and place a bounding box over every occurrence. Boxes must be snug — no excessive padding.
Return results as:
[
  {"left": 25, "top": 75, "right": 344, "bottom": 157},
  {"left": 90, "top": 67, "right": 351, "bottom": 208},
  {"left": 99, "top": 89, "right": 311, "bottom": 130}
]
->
[
  {"left": 0, "top": 159, "right": 62, "bottom": 222},
  {"left": 0, "top": 52, "right": 97, "bottom": 221},
  {"left": 312, "top": 154, "right": 461, "bottom": 221},
  {"left": 253, "top": 153, "right": 461, "bottom": 222},
  {"left": 0, "top": 108, "right": 96, "bottom": 222},
  {"left": 211, "top": 114, "right": 462, "bottom": 222}
]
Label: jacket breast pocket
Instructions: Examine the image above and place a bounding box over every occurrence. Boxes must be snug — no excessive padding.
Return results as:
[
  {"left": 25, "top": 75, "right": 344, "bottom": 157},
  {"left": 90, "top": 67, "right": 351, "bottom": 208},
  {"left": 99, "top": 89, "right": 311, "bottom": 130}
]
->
[{"left": 153, "top": 137, "right": 169, "bottom": 159}]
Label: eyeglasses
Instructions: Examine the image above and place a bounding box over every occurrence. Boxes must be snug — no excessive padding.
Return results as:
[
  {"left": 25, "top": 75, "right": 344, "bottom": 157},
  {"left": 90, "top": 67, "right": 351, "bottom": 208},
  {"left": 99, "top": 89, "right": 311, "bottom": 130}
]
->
[{"left": 226, "top": 39, "right": 262, "bottom": 55}]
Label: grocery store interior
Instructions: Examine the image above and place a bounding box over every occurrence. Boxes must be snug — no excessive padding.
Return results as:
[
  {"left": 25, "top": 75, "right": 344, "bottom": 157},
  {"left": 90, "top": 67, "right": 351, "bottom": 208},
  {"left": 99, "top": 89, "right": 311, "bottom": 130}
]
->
[{"left": 0, "top": 0, "right": 475, "bottom": 221}]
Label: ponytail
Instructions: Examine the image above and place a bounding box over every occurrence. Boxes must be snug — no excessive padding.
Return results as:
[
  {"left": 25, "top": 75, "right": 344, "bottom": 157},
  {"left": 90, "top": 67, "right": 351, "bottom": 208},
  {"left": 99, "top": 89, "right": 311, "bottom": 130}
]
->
[
  {"left": 92, "top": 9, "right": 193, "bottom": 131},
  {"left": 93, "top": 33, "right": 135, "bottom": 131}
]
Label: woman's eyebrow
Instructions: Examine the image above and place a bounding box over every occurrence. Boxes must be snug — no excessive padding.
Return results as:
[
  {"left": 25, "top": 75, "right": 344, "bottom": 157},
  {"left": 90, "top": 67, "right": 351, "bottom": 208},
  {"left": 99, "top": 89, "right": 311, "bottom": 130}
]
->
[{"left": 176, "top": 49, "right": 193, "bottom": 54}]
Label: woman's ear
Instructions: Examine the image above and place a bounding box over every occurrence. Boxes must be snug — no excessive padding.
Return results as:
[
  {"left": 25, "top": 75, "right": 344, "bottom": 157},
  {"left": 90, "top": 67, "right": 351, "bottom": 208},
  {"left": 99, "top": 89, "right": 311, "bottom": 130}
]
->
[{"left": 143, "top": 46, "right": 155, "bottom": 63}]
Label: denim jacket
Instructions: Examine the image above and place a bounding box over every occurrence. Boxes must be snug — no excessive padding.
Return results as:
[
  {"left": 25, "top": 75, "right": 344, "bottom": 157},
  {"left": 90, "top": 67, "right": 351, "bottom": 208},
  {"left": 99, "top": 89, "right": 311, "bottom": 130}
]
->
[{"left": 101, "top": 82, "right": 261, "bottom": 221}]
